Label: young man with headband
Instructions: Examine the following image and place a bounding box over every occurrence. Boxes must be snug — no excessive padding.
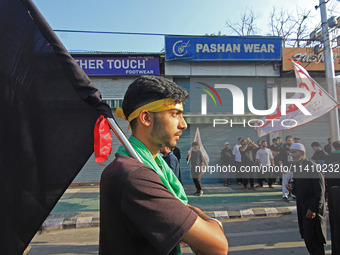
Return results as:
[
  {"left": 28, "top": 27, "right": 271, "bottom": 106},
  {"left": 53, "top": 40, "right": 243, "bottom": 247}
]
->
[{"left": 99, "top": 76, "right": 228, "bottom": 255}]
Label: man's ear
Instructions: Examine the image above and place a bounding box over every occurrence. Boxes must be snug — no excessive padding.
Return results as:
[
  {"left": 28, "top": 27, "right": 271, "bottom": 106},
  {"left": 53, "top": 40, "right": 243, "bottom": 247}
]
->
[{"left": 138, "top": 110, "right": 152, "bottom": 127}]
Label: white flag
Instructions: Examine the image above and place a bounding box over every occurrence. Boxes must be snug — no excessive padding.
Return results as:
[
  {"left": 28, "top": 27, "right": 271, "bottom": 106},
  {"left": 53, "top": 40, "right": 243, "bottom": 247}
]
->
[
  {"left": 255, "top": 60, "right": 339, "bottom": 137},
  {"left": 187, "top": 127, "right": 209, "bottom": 166}
]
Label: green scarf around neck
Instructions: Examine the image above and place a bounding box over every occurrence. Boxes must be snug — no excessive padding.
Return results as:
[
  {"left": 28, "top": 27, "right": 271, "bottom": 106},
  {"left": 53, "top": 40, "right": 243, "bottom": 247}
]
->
[{"left": 116, "top": 135, "right": 188, "bottom": 205}]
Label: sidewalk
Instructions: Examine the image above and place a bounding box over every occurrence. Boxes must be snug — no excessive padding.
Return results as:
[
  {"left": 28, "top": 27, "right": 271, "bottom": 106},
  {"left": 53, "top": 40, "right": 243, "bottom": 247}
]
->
[{"left": 42, "top": 182, "right": 297, "bottom": 230}]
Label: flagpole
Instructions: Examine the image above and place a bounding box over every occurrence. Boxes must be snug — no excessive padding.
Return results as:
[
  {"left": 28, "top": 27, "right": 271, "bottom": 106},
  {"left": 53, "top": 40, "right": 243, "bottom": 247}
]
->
[
  {"left": 107, "top": 117, "right": 143, "bottom": 163},
  {"left": 319, "top": 0, "right": 340, "bottom": 142}
]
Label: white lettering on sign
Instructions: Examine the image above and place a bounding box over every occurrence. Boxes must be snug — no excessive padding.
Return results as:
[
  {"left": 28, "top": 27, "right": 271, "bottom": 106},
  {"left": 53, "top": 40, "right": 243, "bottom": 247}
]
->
[
  {"left": 125, "top": 70, "right": 154, "bottom": 75},
  {"left": 293, "top": 53, "right": 338, "bottom": 64},
  {"left": 243, "top": 44, "right": 274, "bottom": 53},
  {"left": 196, "top": 44, "right": 241, "bottom": 53},
  {"left": 196, "top": 43, "right": 275, "bottom": 53},
  {"left": 76, "top": 59, "right": 104, "bottom": 69},
  {"left": 107, "top": 59, "right": 146, "bottom": 70}
]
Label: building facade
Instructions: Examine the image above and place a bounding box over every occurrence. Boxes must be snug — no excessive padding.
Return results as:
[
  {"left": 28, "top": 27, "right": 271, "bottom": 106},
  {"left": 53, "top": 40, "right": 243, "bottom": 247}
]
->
[{"left": 71, "top": 38, "right": 340, "bottom": 185}]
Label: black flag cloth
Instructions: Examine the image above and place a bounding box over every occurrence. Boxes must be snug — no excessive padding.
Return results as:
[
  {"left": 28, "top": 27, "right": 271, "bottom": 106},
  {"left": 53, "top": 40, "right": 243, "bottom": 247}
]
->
[{"left": 0, "top": 0, "right": 113, "bottom": 254}]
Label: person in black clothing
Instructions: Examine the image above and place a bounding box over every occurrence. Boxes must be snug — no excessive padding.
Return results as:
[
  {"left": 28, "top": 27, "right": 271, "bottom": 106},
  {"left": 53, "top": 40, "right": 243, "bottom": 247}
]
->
[
  {"left": 325, "top": 141, "right": 340, "bottom": 255},
  {"left": 269, "top": 138, "right": 281, "bottom": 183},
  {"left": 172, "top": 146, "right": 182, "bottom": 183},
  {"left": 276, "top": 136, "right": 283, "bottom": 148},
  {"left": 188, "top": 142, "right": 205, "bottom": 196},
  {"left": 172, "top": 146, "right": 181, "bottom": 161},
  {"left": 324, "top": 138, "right": 332, "bottom": 155},
  {"left": 287, "top": 143, "right": 326, "bottom": 255},
  {"left": 311, "top": 142, "right": 328, "bottom": 165},
  {"left": 240, "top": 138, "right": 258, "bottom": 190},
  {"left": 220, "top": 142, "right": 233, "bottom": 186}
]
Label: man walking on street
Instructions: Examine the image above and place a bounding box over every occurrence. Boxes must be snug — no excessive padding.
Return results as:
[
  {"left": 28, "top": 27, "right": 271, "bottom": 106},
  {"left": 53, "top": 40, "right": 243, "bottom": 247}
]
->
[
  {"left": 188, "top": 142, "right": 205, "bottom": 196},
  {"left": 287, "top": 143, "right": 326, "bottom": 255}
]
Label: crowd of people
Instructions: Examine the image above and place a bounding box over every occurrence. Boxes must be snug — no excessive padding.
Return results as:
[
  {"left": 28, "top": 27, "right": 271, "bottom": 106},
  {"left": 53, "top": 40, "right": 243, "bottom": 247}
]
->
[
  {"left": 162, "top": 134, "right": 340, "bottom": 254},
  {"left": 208, "top": 135, "right": 340, "bottom": 255},
  {"left": 219, "top": 136, "right": 337, "bottom": 197}
]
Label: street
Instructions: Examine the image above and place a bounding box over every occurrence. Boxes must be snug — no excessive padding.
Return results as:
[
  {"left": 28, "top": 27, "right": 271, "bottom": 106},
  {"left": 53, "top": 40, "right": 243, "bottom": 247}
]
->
[{"left": 29, "top": 214, "right": 332, "bottom": 254}]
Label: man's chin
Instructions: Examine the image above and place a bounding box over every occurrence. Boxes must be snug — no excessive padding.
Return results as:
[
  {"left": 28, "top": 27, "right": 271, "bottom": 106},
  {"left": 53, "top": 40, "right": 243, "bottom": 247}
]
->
[{"left": 166, "top": 140, "right": 178, "bottom": 148}]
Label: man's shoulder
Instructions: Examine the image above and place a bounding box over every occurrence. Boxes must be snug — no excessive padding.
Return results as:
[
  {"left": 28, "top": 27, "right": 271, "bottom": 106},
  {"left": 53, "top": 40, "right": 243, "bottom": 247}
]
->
[
  {"left": 101, "top": 155, "right": 155, "bottom": 181},
  {"left": 303, "top": 158, "right": 316, "bottom": 165},
  {"left": 269, "top": 145, "right": 279, "bottom": 151},
  {"left": 168, "top": 152, "right": 179, "bottom": 162},
  {"left": 326, "top": 152, "right": 340, "bottom": 163},
  {"left": 266, "top": 148, "right": 273, "bottom": 153}
]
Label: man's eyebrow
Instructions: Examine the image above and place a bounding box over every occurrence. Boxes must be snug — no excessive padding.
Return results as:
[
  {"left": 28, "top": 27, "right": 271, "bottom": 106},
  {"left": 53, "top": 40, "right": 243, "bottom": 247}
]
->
[
  {"left": 168, "top": 108, "right": 184, "bottom": 114},
  {"left": 173, "top": 109, "right": 184, "bottom": 113}
]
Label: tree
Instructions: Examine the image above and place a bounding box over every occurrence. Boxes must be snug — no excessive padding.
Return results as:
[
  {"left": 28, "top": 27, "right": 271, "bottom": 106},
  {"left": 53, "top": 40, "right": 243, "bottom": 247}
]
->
[
  {"left": 269, "top": 7, "right": 312, "bottom": 47},
  {"left": 225, "top": 8, "right": 259, "bottom": 36},
  {"left": 223, "top": 6, "right": 314, "bottom": 47}
]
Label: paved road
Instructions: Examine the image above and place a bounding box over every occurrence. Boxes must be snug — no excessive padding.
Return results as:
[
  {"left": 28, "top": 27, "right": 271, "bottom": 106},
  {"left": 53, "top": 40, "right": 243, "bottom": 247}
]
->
[{"left": 29, "top": 214, "right": 332, "bottom": 254}]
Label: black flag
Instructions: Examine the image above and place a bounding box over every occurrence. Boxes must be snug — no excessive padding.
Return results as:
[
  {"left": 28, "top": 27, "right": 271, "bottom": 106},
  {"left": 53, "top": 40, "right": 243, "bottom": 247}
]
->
[{"left": 0, "top": 0, "right": 113, "bottom": 254}]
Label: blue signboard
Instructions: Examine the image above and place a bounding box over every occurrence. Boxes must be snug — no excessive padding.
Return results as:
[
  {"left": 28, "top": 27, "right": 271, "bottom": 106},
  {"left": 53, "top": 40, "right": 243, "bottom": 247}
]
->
[
  {"left": 165, "top": 36, "right": 282, "bottom": 61},
  {"left": 73, "top": 55, "right": 160, "bottom": 75}
]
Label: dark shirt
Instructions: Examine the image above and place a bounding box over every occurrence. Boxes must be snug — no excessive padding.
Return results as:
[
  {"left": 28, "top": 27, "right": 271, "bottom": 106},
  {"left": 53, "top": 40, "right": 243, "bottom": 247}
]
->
[
  {"left": 220, "top": 148, "right": 233, "bottom": 166},
  {"left": 190, "top": 150, "right": 204, "bottom": 169},
  {"left": 292, "top": 159, "right": 326, "bottom": 243},
  {"left": 311, "top": 150, "right": 328, "bottom": 164},
  {"left": 172, "top": 147, "right": 181, "bottom": 162},
  {"left": 240, "top": 146, "right": 254, "bottom": 165},
  {"left": 279, "top": 146, "right": 294, "bottom": 166},
  {"left": 269, "top": 144, "right": 281, "bottom": 165},
  {"left": 325, "top": 151, "right": 340, "bottom": 188},
  {"left": 324, "top": 144, "right": 332, "bottom": 154},
  {"left": 325, "top": 151, "right": 340, "bottom": 165},
  {"left": 100, "top": 155, "right": 197, "bottom": 255},
  {"left": 163, "top": 151, "right": 180, "bottom": 178}
]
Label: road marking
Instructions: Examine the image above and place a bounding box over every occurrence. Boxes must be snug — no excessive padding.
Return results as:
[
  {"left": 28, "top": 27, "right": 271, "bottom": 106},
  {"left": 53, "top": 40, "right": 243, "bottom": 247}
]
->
[{"left": 226, "top": 228, "right": 297, "bottom": 237}]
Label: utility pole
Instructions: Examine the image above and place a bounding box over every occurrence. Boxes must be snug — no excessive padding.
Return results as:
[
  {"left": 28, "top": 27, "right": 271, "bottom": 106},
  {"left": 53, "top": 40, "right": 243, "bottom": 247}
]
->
[{"left": 319, "top": 0, "right": 340, "bottom": 142}]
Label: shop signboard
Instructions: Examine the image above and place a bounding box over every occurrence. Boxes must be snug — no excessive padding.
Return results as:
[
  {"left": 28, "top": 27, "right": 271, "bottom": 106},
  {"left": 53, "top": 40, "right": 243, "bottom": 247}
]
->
[
  {"left": 73, "top": 55, "right": 160, "bottom": 75},
  {"left": 282, "top": 47, "right": 340, "bottom": 71},
  {"left": 165, "top": 35, "right": 282, "bottom": 61}
]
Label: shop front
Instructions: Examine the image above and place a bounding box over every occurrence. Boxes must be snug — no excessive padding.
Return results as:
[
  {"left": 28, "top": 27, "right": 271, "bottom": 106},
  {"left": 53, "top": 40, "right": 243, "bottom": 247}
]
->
[{"left": 164, "top": 36, "right": 282, "bottom": 183}]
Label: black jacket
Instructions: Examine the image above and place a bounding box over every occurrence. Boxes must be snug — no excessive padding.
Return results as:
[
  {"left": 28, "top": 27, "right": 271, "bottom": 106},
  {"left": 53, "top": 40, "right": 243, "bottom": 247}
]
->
[{"left": 292, "top": 159, "right": 326, "bottom": 243}]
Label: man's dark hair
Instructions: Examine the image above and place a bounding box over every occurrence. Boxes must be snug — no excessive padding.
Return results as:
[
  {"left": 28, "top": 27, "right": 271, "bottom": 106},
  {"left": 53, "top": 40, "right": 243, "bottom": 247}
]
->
[
  {"left": 272, "top": 138, "right": 278, "bottom": 143},
  {"left": 122, "top": 76, "right": 188, "bottom": 130},
  {"left": 237, "top": 137, "right": 243, "bottom": 142},
  {"left": 192, "top": 142, "right": 199, "bottom": 147},
  {"left": 332, "top": 141, "right": 340, "bottom": 150},
  {"left": 285, "top": 135, "right": 293, "bottom": 141},
  {"left": 311, "top": 142, "right": 321, "bottom": 147}
]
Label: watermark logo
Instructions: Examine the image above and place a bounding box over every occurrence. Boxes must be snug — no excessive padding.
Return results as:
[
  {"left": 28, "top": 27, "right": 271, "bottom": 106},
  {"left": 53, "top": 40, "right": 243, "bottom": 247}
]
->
[
  {"left": 199, "top": 83, "right": 311, "bottom": 116},
  {"left": 195, "top": 81, "right": 313, "bottom": 130},
  {"left": 172, "top": 40, "right": 190, "bottom": 57},
  {"left": 198, "top": 82, "right": 223, "bottom": 114}
]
